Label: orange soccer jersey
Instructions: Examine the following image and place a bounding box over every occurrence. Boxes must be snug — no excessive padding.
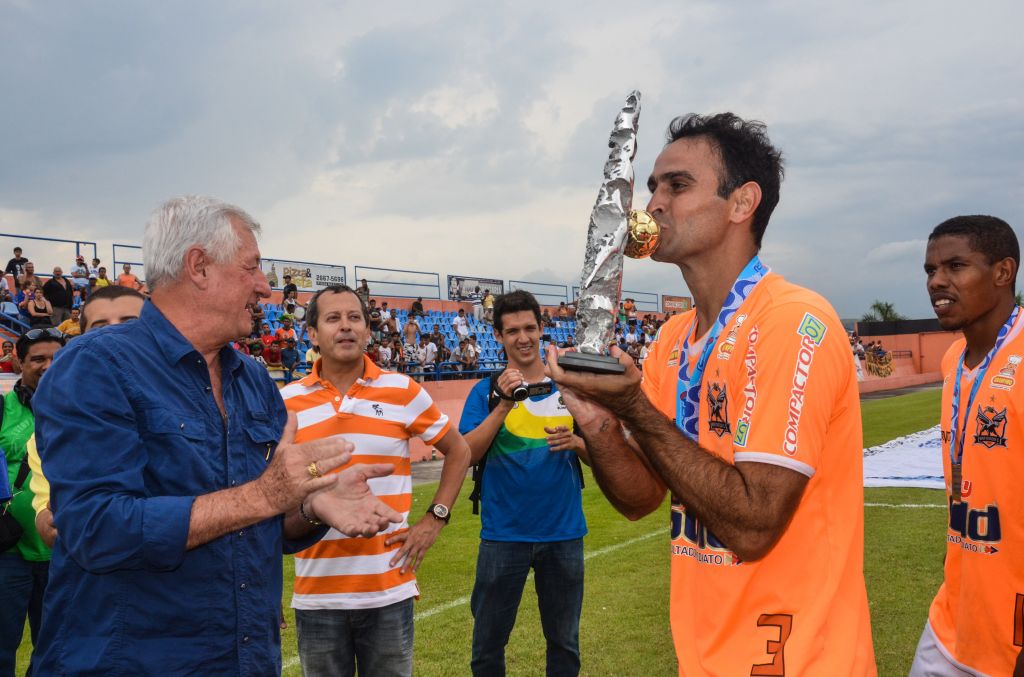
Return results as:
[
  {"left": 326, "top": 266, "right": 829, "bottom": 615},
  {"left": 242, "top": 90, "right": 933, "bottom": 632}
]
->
[
  {"left": 281, "top": 355, "right": 450, "bottom": 610},
  {"left": 927, "top": 310, "right": 1024, "bottom": 675},
  {"left": 642, "top": 272, "right": 875, "bottom": 676}
]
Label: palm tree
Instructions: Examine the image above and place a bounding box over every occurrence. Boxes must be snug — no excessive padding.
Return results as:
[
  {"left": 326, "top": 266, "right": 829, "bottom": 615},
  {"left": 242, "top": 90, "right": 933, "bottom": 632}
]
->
[{"left": 861, "top": 300, "right": 905, "bottom": 323}]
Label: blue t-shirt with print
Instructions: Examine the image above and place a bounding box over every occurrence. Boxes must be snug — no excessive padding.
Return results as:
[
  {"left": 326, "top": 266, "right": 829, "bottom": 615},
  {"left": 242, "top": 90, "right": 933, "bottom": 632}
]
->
[{"left": 459, "top": 378, "right": 587, "bottom": 542}]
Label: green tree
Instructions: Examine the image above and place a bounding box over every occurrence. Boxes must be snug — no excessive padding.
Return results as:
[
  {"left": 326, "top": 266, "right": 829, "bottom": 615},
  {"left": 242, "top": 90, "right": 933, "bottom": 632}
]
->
[{"left": 861, "top": 300, "right": 905, "bottom": 323}]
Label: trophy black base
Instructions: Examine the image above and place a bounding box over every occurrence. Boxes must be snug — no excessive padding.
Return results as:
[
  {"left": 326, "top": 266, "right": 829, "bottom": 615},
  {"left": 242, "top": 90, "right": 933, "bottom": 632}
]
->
[{"left": 558, "top": 351, "right": 626, "bottom": 374}]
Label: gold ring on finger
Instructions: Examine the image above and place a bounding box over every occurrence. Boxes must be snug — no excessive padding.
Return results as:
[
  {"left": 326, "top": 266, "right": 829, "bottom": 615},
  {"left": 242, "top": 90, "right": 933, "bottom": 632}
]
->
[{"left": 307, "top": 462, "right": 321, "bottom": 479}]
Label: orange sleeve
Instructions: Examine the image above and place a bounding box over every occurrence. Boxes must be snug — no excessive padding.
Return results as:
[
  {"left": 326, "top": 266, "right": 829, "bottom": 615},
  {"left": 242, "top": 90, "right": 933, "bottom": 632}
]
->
[{"left": 732, "top": 304, "right": 851, "bottom": 477}]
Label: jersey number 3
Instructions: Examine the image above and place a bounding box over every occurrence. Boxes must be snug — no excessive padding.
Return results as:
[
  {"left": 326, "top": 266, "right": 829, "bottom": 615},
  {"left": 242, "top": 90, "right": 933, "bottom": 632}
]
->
[{"left": 751, "top": 614, "right": 792, "bottom": 676}]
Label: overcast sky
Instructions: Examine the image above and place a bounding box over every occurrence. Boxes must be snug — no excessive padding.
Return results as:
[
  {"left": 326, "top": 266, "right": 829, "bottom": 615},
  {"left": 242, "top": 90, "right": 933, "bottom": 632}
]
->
[{"left": 2, "top": 0, "right": 1022, "bottom": 318}]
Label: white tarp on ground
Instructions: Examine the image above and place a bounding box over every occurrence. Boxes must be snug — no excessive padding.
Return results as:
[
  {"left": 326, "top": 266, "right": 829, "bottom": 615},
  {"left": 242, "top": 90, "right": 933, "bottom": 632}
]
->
[{"left": 863, "top": 425, "right": 944, "bottom": 489}]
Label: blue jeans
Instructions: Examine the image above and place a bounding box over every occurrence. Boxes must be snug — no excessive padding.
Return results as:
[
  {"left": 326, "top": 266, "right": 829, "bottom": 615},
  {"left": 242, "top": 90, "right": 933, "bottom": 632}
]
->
[
  {"left": 470, "top": 538, "right": 584, "bottom": 677},
  {"left": 0, "top": 552, "right": 49, "bottom": 677},
  {"left": 295, "top": 597, "right": 414, "bottom": 677}
]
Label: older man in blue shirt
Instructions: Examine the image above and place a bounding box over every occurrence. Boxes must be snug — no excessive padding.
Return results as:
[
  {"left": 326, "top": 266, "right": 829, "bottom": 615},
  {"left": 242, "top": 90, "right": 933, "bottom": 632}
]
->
[{"left": 33, "top": 196, "right": 402, "bottom": 675}]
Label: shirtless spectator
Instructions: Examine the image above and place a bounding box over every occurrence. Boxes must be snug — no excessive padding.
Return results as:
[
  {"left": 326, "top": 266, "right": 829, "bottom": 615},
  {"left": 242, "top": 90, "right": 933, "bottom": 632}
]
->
[
  {"left": 403, "top": 316, "right": 420, "bottom": 359},
  {"left": 380, "top": 302, "right": 397, "bottom": 335},
  {"left": 249, "top": 303, "right": 265, "bottom": 336},
  {"left": 117, "top": 263, "right": 142, "bottom": 290},
  {"left": 428, "top": 324, "right": 445, "bottom": 351},
  {"left": 18, "top": 263, "right": 43, "bottom": 296}
]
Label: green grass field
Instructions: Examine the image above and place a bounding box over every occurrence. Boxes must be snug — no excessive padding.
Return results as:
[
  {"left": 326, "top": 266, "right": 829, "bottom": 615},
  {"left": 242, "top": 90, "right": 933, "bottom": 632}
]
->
[{"left": 17, "top": 388, "right": 946, "bottom": 675}]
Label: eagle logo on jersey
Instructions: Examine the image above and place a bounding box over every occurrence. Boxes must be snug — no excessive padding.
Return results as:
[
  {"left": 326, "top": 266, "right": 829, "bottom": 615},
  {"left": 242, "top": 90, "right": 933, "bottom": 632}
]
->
[
  {"left": 707, "top": 382, "right": 730, "bottom": 437},
  {"left": 974, "top": 405, "right": 1007, "bottom": 448}
]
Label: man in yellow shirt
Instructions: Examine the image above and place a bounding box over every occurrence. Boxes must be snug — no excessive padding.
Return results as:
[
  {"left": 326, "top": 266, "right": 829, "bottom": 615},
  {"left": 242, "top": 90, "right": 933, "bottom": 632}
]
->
[
  {"left": 30, "top": 286, "right": 146, "bottom": 545},
  {"left": 55, "top": 308, "right": 82, "bottom": 338}
]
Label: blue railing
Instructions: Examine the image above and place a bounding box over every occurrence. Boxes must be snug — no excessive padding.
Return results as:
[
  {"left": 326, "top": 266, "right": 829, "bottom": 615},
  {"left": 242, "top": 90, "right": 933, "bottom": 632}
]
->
[
  {"left": 0, "top": 309, "right": 31, "bottom": 338},
  {"left": 509, "top": 280, "right": 568, "bottom": 306},
  {"left": 112, "top": 243, "right": 145, "bottom": 283},
  {"left": 354, "top": 266, "right": 441, "bottom": 300},
  {"left": 0, "top": 234, "right": 97, "bottom": 277}
]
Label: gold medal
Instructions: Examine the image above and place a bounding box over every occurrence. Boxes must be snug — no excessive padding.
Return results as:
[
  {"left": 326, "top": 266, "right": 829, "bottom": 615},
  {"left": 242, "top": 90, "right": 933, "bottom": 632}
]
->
[{"left": 950, "top": 463, "right": 962, "bottom": 502}]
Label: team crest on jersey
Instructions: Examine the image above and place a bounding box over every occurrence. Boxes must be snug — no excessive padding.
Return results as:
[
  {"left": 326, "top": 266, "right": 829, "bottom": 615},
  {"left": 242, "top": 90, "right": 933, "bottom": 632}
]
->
[
  {"left": 796, "top": 313, "right": 827, "bottom": 345},
  {"left": 974, "top": 405, "right": 1008, "bottom": 448},
  {"left": 990, "top": 354, "right": 1022, "bottom": 390},
  {"left": 707, "top": 382, "right": 730, "bottom": 437}
]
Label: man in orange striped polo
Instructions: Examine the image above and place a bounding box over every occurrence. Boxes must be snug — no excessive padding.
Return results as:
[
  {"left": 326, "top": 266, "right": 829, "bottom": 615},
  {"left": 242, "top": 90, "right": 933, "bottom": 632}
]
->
[{"left": 281, "top": 284, "right": 472, "bottom": 676}]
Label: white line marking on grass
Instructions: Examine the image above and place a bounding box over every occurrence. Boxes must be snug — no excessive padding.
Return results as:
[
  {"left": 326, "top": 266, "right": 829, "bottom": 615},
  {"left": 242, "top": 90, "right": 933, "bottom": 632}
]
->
[
  {"left": 864, "top": 503, "right": 945, "bottom": 508},
  {"left": 282, "top": 529, "right": 661, "bottom": 674}
]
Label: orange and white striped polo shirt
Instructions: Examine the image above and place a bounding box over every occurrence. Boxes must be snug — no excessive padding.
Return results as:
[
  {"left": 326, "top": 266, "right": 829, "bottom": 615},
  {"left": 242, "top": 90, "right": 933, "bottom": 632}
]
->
[{"left": 281, "top": 355, "right": 451, "bottom": 610}]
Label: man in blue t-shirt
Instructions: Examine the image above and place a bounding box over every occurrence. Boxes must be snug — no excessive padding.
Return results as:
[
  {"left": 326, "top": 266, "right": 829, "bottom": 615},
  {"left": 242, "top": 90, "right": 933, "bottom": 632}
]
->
[{"left": 459, "top": 290, "right": 589, "bottom": 677}]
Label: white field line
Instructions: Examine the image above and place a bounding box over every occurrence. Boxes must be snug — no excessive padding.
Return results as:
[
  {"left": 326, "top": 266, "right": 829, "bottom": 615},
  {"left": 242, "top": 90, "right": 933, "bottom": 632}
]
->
[
  {"left": 281, "top": 529, "right": 663, "bottom": 674},
  {"left": 864, "top": 503, "right": 945, "bottom": 508}
]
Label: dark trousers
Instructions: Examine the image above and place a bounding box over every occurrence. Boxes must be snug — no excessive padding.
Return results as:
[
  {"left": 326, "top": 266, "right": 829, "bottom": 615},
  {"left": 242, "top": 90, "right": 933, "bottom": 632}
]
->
[{"left": 0, "top": 553, "right": 49, "bottom": 677}]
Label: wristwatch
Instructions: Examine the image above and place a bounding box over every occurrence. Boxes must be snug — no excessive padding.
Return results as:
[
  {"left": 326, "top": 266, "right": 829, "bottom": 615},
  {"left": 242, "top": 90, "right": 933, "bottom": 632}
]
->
[{"left": 426, "top": 503, "right": 451, "bottom": 523}]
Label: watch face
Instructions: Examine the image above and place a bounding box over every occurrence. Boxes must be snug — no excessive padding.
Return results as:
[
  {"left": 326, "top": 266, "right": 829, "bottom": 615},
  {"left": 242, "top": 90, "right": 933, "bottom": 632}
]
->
[{"left": 432, "top": 504, "right": 450, "bottom": 519}]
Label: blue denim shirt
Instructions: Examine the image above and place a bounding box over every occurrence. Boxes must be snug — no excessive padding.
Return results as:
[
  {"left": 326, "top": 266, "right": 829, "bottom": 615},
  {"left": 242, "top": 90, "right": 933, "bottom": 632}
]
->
[{"left": 33, "top": 301, "right": 321, "bottom": 675}]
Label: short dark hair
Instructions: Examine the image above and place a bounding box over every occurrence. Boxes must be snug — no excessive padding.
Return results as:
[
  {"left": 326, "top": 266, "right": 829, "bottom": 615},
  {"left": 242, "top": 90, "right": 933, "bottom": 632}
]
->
[
  {"left": 81, "top": 285, "right": 145, "bottom": 332},
  {"left": 929, "top": 215, "right": 1020, "bottom": 269},
  {"left": 13, "top": 247, "right": 21, "bottom": 253},
  {"left": 665, "top": 113, "right": 784, "bottom": 249},
  {"left": 17, "top": 328, "right": 66, "bottom": 361},
  {"left": 492, "top": 290, "right": 542, "bottom": 332},
  {"left": 307, "top": 284, "right": 368, "bottom": 329}
]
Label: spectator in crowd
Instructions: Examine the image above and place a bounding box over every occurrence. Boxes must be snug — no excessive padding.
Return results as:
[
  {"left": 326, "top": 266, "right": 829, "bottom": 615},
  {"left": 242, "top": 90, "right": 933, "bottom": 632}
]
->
[
  {"left": 266, "top": 338, "right": 283, "bottom": 368},
  {"left": 249, "top": 341, "right": 267, "bottom": 366},
  {"left": 368, "top": 299, "right": 383, "bottom": 341},
  {"left": 427, "top": 324, "right": 445, "bottom": 351},
  {"left": 464, "top": 335, "right": 480, "bottom": 372},
  {"left": 452, "top": 308, "right": 470, "bottom": 340},
  {"left": 470, "top": 286, "right": 484, "bottom": 322},
  {"left": 18, "top": 262, "right": 42, "bottom": 293},
  {"left": 88, "top": 258, "right": 101, "bottom": 279},
  {"left": 365, "top": 339, "right": 380, "bottom": 366},
  {"left": 560, "top": 335, "right": 576, "bottom": 349},
  {"left": 32, "top": 195, "right": 401, "bottom": 674},
  {"left": 386, "top": 336, "right": 404, "bottom": 373},
  {"left": 305, "top": 342, "right": 319, "bottom": 364},
  {"left": 541, "top": 308, "right": 554, "bottom": 328},
  {"left": 281, "top": 274, "right": 297, "bottom": 299},
  {"left": 26, "top": 284, "right": 54, "bottom": 328},
  {"left": 0, "top": 340, "right": 17, "bottom": 373},
  {"left": 557, "top": 301, "right": 570, "bottom": 321},
  {"left": 435, "top": 336, "right": 451, "bottom": 367},
  {"left": 258, "top": 323, "right": 275, "bottom": 348},
  {"left": 279, "top": 284, "right": 470, "bottom": 676},
  {"left": 377, "top": 339, "right": 392, "bottom": 369},
  {"left": 403, "top": 316, "right": 420, "bottom": 358},
  {"left": 116, "top": 263, "right": 142, "bottom": 290},
  {"left": 249, "top": 302, "right": 265, "bottom": 336},
  {"left": 616, "top": 301, "right": 627, "bottom": 325},
  {"left": 623, "top": 297, "right": 636, "bottom": 319},
  {"left": 56, "top": 308, "right": 82, "bottom": 337},
  {"left": 409, "top": 296, "right": 425, "bottom": 319},
  {"left": 94, "top": 266, "right": 112, "bottom": 289},
  {"left": 69, "top": 256, "right": 90, "bottom": 294},
  {"left": 482, "top": 290, "right": 494, "bottom": 324},
  {"left": 43, "top": 267, "right": 74, "bottom": 326},
  {"left": 380, "top": 302, "right": 396, "bottom": 335},
  {"left": 281, "top": 338, "right": 300, "bottom": 383},
  {"left": 459, "top": 290, "right": 589, "bottom": 676},
  {"left": 5, "top": 247, "right": 28, "bottom": 290},
  {"left": 356, "top": 278, "right": 370, "bottom": 305},
  {"left": 417, "top": 334, "right": 438, "bottom": 376},
  {"left": 452, "top": 338, "right": 466, "bottom": 372},
  {"left": 275, "top": 316, "right": 297, "bottom": 343},
  {"left": 0, "top": 327, "right": 66, "bottom": 675}
]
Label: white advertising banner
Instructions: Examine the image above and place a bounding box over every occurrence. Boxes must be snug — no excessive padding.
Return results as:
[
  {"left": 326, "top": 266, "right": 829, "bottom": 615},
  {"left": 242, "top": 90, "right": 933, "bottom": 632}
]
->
[{"left": 262, "top": 259, "right": 346, "bottom": 291}]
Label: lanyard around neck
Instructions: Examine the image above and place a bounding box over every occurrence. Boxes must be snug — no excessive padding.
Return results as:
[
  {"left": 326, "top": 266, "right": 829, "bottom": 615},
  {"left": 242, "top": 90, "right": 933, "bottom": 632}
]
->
[
  {"left": 675, "top": 256, "right": 769, "bottom": 439},
  {"left": 949, "top": 305, "right": 1020, "bottom": 467}
]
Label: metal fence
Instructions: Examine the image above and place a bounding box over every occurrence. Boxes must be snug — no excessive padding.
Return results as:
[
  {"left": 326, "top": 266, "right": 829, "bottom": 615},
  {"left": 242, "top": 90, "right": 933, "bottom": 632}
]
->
[
  {"left": 508, "top": 280, "right": 568, "bottom": 306},
  {"left": 354, "top": 266, "right": 441, "bottom": 300}
]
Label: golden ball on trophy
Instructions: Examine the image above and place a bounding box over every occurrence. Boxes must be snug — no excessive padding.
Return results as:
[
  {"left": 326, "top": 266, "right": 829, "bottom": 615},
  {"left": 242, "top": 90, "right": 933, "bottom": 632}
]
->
[{"left": 624, "top": 209, "right": 660, "bottom": 259}]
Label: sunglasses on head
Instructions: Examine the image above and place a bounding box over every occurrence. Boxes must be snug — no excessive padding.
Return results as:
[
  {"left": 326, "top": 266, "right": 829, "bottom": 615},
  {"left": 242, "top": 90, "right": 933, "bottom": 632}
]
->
[{"left": 23, "top": 327, "right": 66, "bottom": 342}]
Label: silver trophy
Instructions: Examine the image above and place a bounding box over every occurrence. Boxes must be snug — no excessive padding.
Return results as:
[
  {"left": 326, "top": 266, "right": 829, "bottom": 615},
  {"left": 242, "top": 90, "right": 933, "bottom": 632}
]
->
[{"left": 561, "top": 91, "right": 659, "bottom": 374}]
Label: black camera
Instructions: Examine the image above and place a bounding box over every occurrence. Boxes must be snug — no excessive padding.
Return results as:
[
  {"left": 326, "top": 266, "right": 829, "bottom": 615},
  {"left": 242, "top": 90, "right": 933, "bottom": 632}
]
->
[{"left": 511, "top": 381, "right": 553, "bottom": 402}]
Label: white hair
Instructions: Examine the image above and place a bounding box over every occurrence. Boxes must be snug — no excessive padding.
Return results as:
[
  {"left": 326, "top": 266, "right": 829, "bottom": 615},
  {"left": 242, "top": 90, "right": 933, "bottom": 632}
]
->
[{"left": 143, "top": 195, "right": 261, "bottom": 291}]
